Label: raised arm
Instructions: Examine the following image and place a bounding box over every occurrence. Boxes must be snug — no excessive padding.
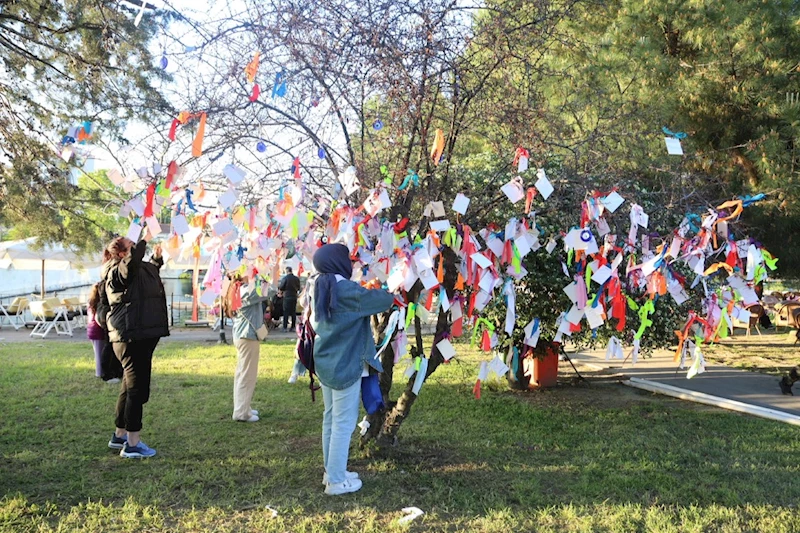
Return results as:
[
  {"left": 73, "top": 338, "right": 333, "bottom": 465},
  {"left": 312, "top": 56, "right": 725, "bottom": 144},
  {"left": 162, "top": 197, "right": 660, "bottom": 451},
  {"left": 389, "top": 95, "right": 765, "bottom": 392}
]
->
[{"left": 356, "top": 284, "right": 394, "bottom": 317}]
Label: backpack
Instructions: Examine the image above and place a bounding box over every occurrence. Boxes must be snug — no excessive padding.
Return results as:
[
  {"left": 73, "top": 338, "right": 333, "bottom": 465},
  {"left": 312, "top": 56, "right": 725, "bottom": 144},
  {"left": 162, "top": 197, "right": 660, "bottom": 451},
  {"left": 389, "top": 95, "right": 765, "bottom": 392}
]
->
[{"left": 296, "top": 310, "right": 321, "bottom": 401}]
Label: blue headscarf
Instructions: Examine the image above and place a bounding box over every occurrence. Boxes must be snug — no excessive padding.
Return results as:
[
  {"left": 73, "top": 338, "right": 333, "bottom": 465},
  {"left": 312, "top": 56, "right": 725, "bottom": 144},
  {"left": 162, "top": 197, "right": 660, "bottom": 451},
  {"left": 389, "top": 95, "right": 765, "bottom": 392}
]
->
[{"left": 312, "top": 243, "right": 352, "bottom": 322}]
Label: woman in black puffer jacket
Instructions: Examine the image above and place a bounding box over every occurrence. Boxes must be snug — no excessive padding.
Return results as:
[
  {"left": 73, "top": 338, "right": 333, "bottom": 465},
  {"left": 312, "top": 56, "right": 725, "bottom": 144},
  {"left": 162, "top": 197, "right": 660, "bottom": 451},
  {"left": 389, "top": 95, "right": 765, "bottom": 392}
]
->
[{"left": 101, "top": 233, "right": 169, "bottom": 459}]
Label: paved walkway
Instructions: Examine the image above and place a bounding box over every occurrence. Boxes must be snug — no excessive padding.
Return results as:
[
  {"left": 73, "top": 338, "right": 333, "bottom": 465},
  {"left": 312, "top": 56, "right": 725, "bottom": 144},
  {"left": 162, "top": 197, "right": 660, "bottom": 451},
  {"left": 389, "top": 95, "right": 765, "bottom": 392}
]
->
[
  {"left": 0, "top": 324, "right": 299, "bottom": 343},
  {"left": 570, "top": 337, "right": 800, "bottom": 421}
]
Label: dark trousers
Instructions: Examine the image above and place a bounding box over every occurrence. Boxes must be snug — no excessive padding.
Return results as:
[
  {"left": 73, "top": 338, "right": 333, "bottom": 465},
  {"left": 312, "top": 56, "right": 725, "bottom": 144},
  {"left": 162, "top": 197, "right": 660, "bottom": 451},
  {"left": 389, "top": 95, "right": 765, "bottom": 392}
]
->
[
  {"left": 113, "top": 338, "right": 160, "bottom": 432},
  {"left": 101, "top": 341, "right": 123, "bottom": 381},
  {"left": 283, "top": 298, "right": 297, "bottom": 330}
]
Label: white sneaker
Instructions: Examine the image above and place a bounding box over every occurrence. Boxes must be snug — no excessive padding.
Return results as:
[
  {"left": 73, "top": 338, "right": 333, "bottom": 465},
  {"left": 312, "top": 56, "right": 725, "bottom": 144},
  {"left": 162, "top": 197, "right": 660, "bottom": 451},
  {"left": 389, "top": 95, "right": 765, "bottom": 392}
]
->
[
  {"left": 322, "top": 470, "right": 359, "bottom": 486},
  {"left": 287, "top": 374, "right": 298, "bottom": 384},
  {"left": 324, "top": 477, "right": 362, "bottom": 496},
  {"left": 106, "top": 378, "right": 121, "bottom": 384},
  {"left": 250, "top": 409, "right": 259, "bottom": 416},
  {"left": 234, "top": 414, "right": 259, "bottom": 423}
]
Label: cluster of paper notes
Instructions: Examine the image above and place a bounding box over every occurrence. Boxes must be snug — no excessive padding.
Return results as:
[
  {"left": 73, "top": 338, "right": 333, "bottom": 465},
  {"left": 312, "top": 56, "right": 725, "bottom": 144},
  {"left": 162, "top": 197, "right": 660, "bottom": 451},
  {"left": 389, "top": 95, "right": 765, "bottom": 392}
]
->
[{"left": 103, "top": 124, "right": 776, "bottom": 392}]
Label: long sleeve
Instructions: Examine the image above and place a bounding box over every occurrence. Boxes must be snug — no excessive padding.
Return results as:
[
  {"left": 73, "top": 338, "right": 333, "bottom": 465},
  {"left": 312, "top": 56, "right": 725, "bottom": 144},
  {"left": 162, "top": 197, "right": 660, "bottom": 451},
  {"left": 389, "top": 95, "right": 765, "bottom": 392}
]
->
[
  {"left": 118, "top": 240, "right": 147, "bottom": 280},
  {"left": 357, "top": 285, "right": 394, "bottom": 317}
]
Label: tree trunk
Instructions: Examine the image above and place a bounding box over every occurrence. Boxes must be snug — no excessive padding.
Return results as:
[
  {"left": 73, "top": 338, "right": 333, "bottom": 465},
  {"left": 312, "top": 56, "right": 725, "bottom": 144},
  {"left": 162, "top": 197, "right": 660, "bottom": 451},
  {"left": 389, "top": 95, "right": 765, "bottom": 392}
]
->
[{"left": 361, "top": 246, "right": 458, "bottom": 449}]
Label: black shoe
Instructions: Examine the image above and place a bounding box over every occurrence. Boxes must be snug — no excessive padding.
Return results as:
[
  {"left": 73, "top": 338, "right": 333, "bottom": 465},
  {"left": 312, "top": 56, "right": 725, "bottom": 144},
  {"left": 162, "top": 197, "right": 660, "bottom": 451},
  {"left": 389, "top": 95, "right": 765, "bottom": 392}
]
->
[{"left": 779, "top": 377, "right": 794, "bottom": 396}]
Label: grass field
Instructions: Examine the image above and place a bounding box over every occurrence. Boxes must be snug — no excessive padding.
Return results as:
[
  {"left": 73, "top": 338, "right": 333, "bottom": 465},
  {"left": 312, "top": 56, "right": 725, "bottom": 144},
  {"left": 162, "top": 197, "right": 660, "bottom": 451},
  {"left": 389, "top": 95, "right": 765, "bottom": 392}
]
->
[
  {"left": 705, "top": 330, "right": 799, "bottom": 376},
  {"left": 2, "top": 338, "right": 800, "bottom": 532}
]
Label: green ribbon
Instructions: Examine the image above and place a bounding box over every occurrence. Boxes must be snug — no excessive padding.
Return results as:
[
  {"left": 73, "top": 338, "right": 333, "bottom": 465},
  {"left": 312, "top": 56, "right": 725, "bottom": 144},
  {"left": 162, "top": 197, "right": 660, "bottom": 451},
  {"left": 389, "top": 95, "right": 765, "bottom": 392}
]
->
[
  {"left": 470, "top": 317, "right": 495, "bottom": 348},
  {"left": 634, "top": 299, "right": 655, "bottom": 340},
  {"left": 512, "top": 243, "right": 521, "bottom": 274},
  {"left": 405, "top": 303, "right": 416, "bottom": 330},
  {"left": 443, "top": 228, "right": 458, "bottom": 249},
  {"left": 762, "top": 250, "right": 779, "bottom": 271},
  {"left": 380, "top": 165, "right": 392, "bottom": 185}
]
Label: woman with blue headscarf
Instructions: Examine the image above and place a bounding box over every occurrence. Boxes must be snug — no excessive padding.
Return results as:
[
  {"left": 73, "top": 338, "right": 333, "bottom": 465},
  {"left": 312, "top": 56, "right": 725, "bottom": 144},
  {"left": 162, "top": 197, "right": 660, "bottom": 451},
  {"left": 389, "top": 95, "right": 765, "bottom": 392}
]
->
[{"left": 310, "top": 243, "right": 393, "bottom": 495}]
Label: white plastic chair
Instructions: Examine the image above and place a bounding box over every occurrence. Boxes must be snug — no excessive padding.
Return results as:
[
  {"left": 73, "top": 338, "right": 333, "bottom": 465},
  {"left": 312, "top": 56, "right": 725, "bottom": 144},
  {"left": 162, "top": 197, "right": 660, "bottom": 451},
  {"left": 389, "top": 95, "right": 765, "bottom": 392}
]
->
[
  {"left": 29, "top": 298, "right": 73, "bottom": 338},
  {"left": 0, "top": 297, "right": 29, "bottom": 330}
]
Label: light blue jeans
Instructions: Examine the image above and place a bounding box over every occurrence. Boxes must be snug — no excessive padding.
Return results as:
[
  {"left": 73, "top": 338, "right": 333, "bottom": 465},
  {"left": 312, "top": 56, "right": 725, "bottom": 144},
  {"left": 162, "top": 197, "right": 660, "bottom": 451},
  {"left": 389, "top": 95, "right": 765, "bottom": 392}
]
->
[
  {"left": 321, "top": 380, "right": 361, "bottom": 485},
  {"left": 291, "top": 359, "right": 306, "bottom": 377}
]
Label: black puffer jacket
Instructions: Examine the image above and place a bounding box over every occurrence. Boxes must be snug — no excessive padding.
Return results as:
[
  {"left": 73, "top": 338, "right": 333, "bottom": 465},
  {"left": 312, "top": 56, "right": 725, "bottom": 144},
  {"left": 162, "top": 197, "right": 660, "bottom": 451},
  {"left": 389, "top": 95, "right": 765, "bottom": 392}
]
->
[{"left": 101, "top": 240, "right": 170, "bottom": 343}]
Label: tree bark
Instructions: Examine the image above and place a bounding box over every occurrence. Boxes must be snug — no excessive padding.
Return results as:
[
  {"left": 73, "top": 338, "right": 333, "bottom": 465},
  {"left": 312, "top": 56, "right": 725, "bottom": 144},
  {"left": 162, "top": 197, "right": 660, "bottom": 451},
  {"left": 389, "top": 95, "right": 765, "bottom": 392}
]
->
[{"left": 362, "top": 246, "right": 458, "bottom": 449}]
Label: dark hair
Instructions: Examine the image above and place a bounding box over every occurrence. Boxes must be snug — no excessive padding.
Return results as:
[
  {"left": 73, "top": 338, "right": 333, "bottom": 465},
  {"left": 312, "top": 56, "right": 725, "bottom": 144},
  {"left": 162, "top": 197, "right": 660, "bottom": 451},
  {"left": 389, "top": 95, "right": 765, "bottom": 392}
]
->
[
  {"left": 87, "top": 282, "right": 101, "bottom": 312},
  {"left": 285, "top": 267, "right": 293, "bottom": 273},
  {"left": 103, "top": 237, "right": 130, "bottom": 262}
]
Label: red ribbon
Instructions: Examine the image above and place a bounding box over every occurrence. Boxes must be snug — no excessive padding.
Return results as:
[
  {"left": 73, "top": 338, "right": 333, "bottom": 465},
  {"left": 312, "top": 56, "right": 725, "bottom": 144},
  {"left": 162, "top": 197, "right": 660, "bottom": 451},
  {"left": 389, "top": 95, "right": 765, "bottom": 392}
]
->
[
  {"left": 249, "top": 83, "right": 260, "bottom": 102},
  {"left": 144, "top": 182, "right": 156, "bottom": 218},
  {"left": 165, "top": 161, "right": 178, "bottom": 189},
  {"left": 168, "top": 119, "right": 180, "bottom": 141}
]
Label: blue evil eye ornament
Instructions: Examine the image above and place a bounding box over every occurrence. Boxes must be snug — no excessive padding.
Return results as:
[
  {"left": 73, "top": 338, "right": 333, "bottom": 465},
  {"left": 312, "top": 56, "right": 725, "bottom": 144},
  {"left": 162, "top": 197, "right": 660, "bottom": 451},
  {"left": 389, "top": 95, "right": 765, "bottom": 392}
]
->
[
  {"left": 372, "top": 119, "right": 383, "bottom": 131},
  {"left": 580, "top": 229, "right": 592, "bottom": 242},
  {"left": 317, "top": 146, "right": 326, "bottom": 159},
  {"left": 160, "top": 55, "right": 168, "bottom": 69},
  {"left": 256, "top": 141, "right": 267, "bottom": 153}
]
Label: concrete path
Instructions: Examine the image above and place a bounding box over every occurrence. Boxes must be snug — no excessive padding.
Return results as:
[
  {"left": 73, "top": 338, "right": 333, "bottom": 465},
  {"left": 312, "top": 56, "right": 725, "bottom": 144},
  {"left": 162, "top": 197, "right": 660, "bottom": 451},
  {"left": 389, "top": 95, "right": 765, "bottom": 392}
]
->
[
  {"left": 569, "top": 338, "right": 800, "bottom": 421},
  {"left": 0, "top": 324, "right": 299, "bottom": 344}
]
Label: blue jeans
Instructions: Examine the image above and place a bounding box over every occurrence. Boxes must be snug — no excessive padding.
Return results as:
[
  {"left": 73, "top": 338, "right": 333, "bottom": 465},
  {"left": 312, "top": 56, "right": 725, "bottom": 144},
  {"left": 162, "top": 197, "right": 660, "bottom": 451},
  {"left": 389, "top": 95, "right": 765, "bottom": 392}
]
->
[
  {"left": 321, "top": 380, "right": 361, "bottom": 485},
  {"left": 291, "top": 359, "right": 306, "bottom": 377}
]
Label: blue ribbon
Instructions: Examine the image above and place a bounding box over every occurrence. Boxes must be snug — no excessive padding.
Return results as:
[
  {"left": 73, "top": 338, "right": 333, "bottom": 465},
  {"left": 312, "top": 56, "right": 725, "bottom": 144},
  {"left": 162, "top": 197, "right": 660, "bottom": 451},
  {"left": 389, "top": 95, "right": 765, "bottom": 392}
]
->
[
  {"left": 662, "top": 126, "right": 687, "bottom": 139},
  {"left": 739, "top": 193, "right": 765, "bottom": 207},
  {"left": 272, "top": 71, "right": 287, "bottom": 98},
  {"left": 185, "top": 189, "right": 197, "bottom": 212},
  {"left": 398, "top": 170, "right": 419, "bottom": 190}
]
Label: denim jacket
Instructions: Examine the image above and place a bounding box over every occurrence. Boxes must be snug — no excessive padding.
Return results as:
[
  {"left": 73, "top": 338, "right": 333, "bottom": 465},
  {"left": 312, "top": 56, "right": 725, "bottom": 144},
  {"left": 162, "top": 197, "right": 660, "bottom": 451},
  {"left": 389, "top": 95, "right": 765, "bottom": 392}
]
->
[
  {"left": 310, "top": 278, "right": 394, "bottom": 390},
  {"left": 233, "top": 285, "right": 270, "bottom": 342}
]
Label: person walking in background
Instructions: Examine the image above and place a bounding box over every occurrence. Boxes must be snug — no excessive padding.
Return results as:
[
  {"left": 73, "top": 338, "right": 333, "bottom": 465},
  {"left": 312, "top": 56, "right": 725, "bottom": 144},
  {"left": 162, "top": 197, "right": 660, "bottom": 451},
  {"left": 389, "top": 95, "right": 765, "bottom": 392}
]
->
[
  {"left": 278, "top": 266, "right": 301, "bottom": 332},
  {"left": 223, "top": 273, "right": 270, "bottom": 422},
  {"left": 309, "top": 243, "right": 393, "bottom": 495},
  {"left": 102, "top": 234, "right": 169, "bottom": 459}
]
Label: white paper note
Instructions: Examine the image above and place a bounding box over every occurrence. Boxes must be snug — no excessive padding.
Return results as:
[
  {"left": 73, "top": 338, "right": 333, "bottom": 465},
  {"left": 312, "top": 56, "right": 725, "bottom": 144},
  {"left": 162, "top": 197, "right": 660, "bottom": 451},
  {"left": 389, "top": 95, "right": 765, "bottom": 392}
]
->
[
  {"left": 535, "top": 168, "right": 554, "bottom": 200},
  {"left": 452, "top": 193, "right": 470, "bottom": 215},
  {"left": 501, "top": 178, "right": 525, "bottom": 203},
  {"left": 601, "top": 191, "right": 624, "bottom": 213},
  {"left": 430, "top": 220, "right": 451, "bottom": 232},
  {"left": 665, "top": 137, "right": 684, "bottom": 155},
  {"left": 471, "top": 253, "right": 493, "bottom": 269},
  {"left": 218, "top": 189, "right": 238, "bottom": 209},
  {"left": 436, "top": 338, "right": 456, "bottom": 361},
  {"left": 591, "top": 265, "right": 612, "bottom": 285},
  {"left": 125, "top": 221, "right": 143, "bottom": 243},
  {"left": 145, "top": 216, "right": 161, "bottom": 238},
  {"left": 223, "top": 164, "right": 246, "bottom": 185},
  {"left": 172, "top": 214, "right": 190, "bottom": 235}
]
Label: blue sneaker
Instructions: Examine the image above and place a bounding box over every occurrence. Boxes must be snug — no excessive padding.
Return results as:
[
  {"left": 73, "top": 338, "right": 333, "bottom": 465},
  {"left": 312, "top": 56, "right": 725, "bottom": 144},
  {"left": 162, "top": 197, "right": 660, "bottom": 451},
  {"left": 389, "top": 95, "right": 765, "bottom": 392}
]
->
[
  {"left": 108, "top": 434, "right": 127, "bottom": 450},
  {"left": 120, "top": 440, "right": 156, "bottom": 459}
]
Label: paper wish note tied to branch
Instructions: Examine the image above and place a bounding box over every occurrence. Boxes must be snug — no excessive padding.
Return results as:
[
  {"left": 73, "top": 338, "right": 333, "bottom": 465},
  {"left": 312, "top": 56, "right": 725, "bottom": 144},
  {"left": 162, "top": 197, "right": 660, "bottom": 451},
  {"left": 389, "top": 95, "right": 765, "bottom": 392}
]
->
[{"left": 665, "top": 137, "right": 684, "bottom": 155}]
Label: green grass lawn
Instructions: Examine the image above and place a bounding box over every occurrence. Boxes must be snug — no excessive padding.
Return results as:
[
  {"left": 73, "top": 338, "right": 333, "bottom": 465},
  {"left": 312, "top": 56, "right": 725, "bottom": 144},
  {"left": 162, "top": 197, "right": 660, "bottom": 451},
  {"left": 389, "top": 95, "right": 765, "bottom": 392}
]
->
[
  {"left": 705, "top": 330, "right": 799, "bottom": 376},
  {"left": 2, "top": 339, "right": 800, "bottom": 532}
]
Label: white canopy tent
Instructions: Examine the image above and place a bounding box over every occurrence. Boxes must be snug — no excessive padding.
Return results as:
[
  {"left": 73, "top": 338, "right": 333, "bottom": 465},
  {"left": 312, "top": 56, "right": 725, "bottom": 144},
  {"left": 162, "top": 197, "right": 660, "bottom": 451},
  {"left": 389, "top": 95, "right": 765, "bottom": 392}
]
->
[{"left": 0, "top": 238, "right": 102, "bottom": 298}]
